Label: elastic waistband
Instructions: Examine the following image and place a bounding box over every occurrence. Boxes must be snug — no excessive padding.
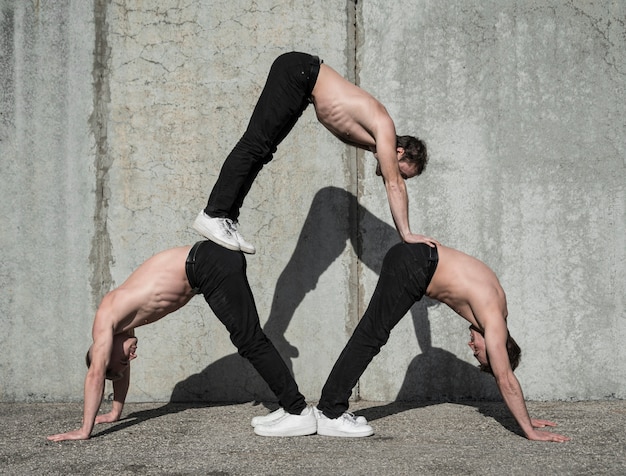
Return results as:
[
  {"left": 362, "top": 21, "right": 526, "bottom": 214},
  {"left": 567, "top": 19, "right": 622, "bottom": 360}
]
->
[{"left": 185, "top": 241, "right": 204, "bottom": 294}]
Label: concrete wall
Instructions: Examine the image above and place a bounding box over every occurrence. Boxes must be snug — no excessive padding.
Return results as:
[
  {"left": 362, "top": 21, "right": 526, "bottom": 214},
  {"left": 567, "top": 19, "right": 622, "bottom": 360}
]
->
[
  {"left": 1, "top": 0, "right": 96, "bottom": 400},
  {"left": 357, "top": 0, "right": 626, "bottom": 401},
  {"left": 1, "top": 0, "right": 624, "bottom": 403}
]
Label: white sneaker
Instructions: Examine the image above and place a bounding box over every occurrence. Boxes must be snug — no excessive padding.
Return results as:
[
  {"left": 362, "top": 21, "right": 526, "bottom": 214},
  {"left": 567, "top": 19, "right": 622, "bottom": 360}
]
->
[
  {"left": 315, "top": 407, "right": 374, "bottom": 438},
  {"left": 231, "top": 221, "right": 256, "bottom": 254},
  {"left": 253, "top": 406, "right": 317, "bottom": 437},
  {"left": 251, "top": 407, "right": 285, "bottom": 427},
  {"left": 192, "top": 211, "right": 240, "bottom": 251}
]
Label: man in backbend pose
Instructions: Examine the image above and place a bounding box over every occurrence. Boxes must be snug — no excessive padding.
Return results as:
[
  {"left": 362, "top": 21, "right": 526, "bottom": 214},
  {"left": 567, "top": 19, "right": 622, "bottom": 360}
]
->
[
  {"left": 47, "top": 240, "right": 317, "bottom": 441},
  {"left": 305, "top": 242, "right": 570, "bottom": 442}
]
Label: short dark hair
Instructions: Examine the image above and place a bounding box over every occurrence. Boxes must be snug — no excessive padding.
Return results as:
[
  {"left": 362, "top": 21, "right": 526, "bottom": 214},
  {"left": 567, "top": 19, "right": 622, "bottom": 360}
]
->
[
  {"left": 480, "top": 333, "right": 522, "bottom": 375},
  {"left": 396, "top": 135, "right": 428, "bottom": 175}
]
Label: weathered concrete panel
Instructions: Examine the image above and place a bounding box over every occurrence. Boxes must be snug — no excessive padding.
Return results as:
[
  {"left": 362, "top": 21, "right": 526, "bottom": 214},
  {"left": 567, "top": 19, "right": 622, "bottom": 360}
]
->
[
  {"left": 0, "top": 0, "right": 96, "bottom": 401},
  {"left": 1, "top": 0, "right": 624, "bottom": 405},
  {"left": 102, "top": 1, "right": 354, "bottom": 402},
  {"left": 358, "top": 0, "right": 626, "bottom": 401}
]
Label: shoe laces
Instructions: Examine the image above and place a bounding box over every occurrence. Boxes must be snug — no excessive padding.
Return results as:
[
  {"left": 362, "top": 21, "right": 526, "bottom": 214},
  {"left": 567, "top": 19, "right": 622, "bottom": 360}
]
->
[
  {"left": 341, "top": 412, "right": 360, "bottom": 425},
  {"left": 221, "top": 218, "right": 236, "bottom": 234},
  {"left": 229, "top": 221, "right": 248, "bottom": 241}
]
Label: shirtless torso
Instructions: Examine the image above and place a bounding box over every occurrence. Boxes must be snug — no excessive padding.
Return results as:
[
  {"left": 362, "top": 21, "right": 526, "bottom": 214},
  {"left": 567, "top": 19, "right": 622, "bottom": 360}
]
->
[
  {"left": 426, "top": 244, "right": 508, "bottom": 331},
  {"left": 311, "top": 63, "right": 433, "bottom": 245},
  {"left": 311, "top": 64, "right": 394, "bottom": 151},
  {"left": 422, "top": 243, "right": 568, "bottom": 442},
  {"left": 45, "top": 246, "right": 199, "bottom": 442},
  {"left": 95, "top": 245, "right": 196, "bottom": 335}
]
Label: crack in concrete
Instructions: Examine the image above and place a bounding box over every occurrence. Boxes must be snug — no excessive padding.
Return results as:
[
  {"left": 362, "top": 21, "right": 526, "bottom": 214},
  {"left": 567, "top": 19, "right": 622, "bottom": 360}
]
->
[{"left": 89, "top": 0, "right": 114, "bottom": 306}]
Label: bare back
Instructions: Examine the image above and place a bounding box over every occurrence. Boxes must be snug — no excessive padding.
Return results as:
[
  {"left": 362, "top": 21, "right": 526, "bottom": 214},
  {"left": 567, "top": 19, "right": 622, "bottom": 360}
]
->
[
  {"left": 94, "top": 246, "right": 196, "bottom": 335},
  {"left": 426, "top": 244, "right": 508, "bottom": 330},
  {"left": 311, "top": 64, "right": 394, "bottom": 150}
]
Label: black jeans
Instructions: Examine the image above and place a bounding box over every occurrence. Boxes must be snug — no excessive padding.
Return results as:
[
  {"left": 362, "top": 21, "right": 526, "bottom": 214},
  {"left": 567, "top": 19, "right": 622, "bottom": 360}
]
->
[
  {"left": 317, "top": 243, "right": 439, "bottom": 418},
  {"left": 186, "top": 240, "right": 307, "bottom": 414},
  {"left": 205, "top": 52, "right": 322, "bottom": 220}
]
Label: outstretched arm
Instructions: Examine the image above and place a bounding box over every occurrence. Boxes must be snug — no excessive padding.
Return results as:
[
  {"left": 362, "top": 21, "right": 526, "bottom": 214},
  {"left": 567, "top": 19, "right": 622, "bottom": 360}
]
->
[
  {"left": 46, "top": 364, "right": 107, "bottom": 441},
  {"left": 485, "top": 322, "right": 570, "bottom": 442},
  {"left": 375, "top": 117, "right": 437, "bottom": 247},
  {"left": 47, "top": 328, "right": 114, "bottom": 442},
  {"left": 383, "top": 176, "right": 437, "bottom": 246}
]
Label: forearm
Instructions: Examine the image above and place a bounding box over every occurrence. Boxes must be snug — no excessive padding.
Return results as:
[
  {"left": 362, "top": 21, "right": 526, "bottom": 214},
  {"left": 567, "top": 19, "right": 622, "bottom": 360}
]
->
[
  {"left": 385, "top": 180, "right": 412, "bottom": 240},
  {"left": 110, "top": 369, "right": 130, "bottom": 418},
  {"left": 80, "top": 372, "right": 106, "bottom": 437},
  {"left": 495, "top": 374, "right": 534, "bottom": 437},
  {"left": 106, "top": 401, "right": 125, "bottom": 420},
  {"left": 94, "top": 398, "right": 125, "bottom": 424}
]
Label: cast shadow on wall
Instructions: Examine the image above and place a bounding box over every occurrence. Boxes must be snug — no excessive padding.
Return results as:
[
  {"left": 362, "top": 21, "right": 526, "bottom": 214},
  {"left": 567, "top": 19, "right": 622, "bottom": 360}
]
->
[{"left": 169, "top": 186, "right": 500, "bottom": 411}]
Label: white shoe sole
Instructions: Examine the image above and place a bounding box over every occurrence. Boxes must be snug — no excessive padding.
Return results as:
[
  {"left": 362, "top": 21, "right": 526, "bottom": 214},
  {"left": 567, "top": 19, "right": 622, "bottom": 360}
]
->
[
  {"left": 238, "top": 242, "right": 256, "bottom": 254},
  {"left": 316, "top": 426, "right": 374, "bottom": 438},
  {"left": 253, "top": 422, "right": 317, "bottom": 437}
]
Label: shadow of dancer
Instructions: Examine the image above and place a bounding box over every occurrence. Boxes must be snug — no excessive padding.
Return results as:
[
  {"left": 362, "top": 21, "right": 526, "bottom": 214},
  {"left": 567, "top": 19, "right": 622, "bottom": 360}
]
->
[
  {"left": 171, "top": 186, "right": 365, "bottom": 403},
  {"left": 173, "top": 187, "right": 493, "bottom": 412},
  {"left": 172, "top": 185, "right": 389, "bottom": 403}
]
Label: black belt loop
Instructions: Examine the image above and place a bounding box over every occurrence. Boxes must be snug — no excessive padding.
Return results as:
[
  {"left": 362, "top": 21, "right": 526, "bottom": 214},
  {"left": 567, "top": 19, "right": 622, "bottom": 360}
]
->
[
  {"left": 425, "top": 244, "right": 439, "bottom": 287},
  {"left": 307, "top": 55, "right": 321, "bottom": 99},
  {"left": 428, "top": 244, "right": 439, "bottom": 263},
  {"left": 185, "top": 241, "right": 203, "bottom": 294}
]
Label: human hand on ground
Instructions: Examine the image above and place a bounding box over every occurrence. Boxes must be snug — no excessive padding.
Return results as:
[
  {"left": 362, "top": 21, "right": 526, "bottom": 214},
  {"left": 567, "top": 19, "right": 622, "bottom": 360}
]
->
[
  {"left": 47, "top": 428, "right": 90, "bottom": 442},
  {"left": 531, "top": 418, "right": 558, "bottom": 428},
  {"left": 526, "top": 428, "right": 570, "bottom": 442}
]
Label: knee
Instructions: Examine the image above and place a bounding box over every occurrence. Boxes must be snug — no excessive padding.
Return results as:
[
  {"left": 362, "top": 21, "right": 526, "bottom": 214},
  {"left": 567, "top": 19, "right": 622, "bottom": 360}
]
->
[
  {"left": 353, "top": 317, "right": 392, "bottom": 349},
  {"left": 235, "top": 135, "right": 274, "bottom": 161}
]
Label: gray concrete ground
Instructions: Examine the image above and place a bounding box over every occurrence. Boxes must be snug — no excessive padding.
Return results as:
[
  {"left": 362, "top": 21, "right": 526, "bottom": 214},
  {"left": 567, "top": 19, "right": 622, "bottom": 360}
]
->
[{"left": 1, "top": 400, "right": 624, "bottom": 475}]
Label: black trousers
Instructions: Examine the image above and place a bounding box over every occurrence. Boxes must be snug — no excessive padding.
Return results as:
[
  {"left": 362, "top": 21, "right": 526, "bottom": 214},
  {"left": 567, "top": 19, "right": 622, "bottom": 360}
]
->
[
  {"left": 205, "top": 52, "right": 322, "bottom": 221},
  {"left": 317, "top": 243, "right": 439, "bottom": 418},
  {"left": 186, "top": 240, "right": 306, "bottom": 414}
]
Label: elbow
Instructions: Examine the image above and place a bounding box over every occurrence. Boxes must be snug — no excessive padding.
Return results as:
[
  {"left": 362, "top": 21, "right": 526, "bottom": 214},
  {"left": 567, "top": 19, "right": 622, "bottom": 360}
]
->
[
  {"left": 86, "top": 367, "right": 106, "bottom": 383},
  {"left": 385, "top": 176, "right": 405, "bottom": 193}
]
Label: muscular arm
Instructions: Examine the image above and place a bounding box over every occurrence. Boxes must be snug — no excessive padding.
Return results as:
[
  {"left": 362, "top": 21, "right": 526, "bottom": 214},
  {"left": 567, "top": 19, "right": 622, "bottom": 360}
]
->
[
  {"left": 375, "top": 115, "right": 437, "bottom": 247},
  {"left": 484, "top": 322, "right": 569, "bottom": 442},
  {"left": 47, "top": 297, "right": 123, "bottom": 442},
  {"left": 47, "top": 246, "right": 191, "bottom": 442},
  {"left": 46, "top": 332, "right": 111, "bottom": 441}
]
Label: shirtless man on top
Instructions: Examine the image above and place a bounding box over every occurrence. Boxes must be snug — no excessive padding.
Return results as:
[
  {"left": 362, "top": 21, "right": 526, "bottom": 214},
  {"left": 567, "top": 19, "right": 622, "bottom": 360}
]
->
[
  {"left": 311, "top": 241, "right": 570, "bottom": 442},
  {"left": 193, "top": 51, "right": 437, "bottom": 254},
  {"left": 47, "top": 240, "right": 316, "bottom": 442}
]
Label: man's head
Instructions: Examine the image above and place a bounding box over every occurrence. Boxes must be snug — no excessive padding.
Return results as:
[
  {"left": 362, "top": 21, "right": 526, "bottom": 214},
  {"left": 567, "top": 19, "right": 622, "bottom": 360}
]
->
[
  {"left": 397, "top": 135, "right": 428, "bottom": 176},
  {"left": 375, "top": 135, "right": 428, "bottom": 179},
  {"left": 468, "top": 325, "right": 521, "bottom": 374},
  {"left": 85, "top": 334, "right": 138, "bottom": 381}
]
